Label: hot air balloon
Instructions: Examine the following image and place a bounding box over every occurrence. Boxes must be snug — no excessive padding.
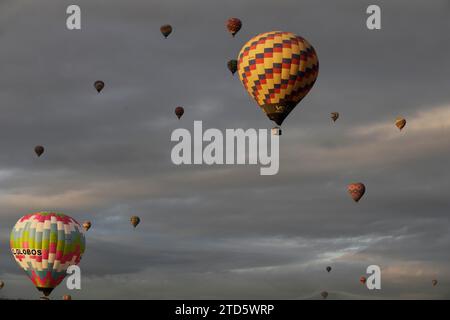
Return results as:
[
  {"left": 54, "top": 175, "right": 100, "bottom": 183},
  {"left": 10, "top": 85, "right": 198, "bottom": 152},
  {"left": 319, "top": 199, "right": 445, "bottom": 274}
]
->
[
  {"left": 94, "top": 80, "right": 104, "bottom": 93},
  {"left": 226, "top": 18, "right": 242, "bottom": 37},
  {"left": 175, "top": 106, "right": 184, "bottom": 119},
  {"left": 331, "top": 112, "right": 339, "bottom": 122},
  {"left": 432, "top": 279, "right": 438, "bottom": 286},
  {"left": 34, "top": 145, "right": 44, "bottom": 157},
  {"left": 160, "top": 24, "right": 173, "bottom": 38},
  {"left": 0, "top": 280, "right": 4, "bottom": 289},
  {"left": 348, "top": 183, "right": 366, "bottom": 202},
  {"left": 130, "top": 216, "right": 140, "bottom": 228},
  {"left": 82, "top": 221, "right": 91, "bottom": 232},
  {"left": 395, "top": 117, "right": 406, "bottom": 131},
  {"left": 237, "top": 31, "right": 319, "bottom": 127},
  {"left": 10, "top": 212, "right": 85, "bottom": 298},
  {"left": 63, "top": 294, "right": 72, "bottom": 300},
  {"left": 326, "top": 266, "right": 332, "bottom": 273},
  {"left": 360, "top": 276, "right": 367, "bottom": 285},
  {"left": 321, "top": 291, "right": 328, "bottom": 299},
  {"left": 227, "top": 59, "right": 238, "bottom": 75}
]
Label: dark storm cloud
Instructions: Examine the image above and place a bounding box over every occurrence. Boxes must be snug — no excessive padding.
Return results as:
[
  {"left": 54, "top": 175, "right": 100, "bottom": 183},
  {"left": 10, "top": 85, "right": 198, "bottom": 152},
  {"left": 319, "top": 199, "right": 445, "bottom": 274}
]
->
[{"left": 0, "top": 0, "right": 449, "bottom": 299}]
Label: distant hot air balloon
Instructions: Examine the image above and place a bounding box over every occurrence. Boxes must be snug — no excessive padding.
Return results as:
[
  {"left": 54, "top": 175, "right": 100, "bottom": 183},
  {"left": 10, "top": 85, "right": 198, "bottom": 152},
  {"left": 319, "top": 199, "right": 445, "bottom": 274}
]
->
[
  {"left": 175, "top": 106, "right": 184, "bottom": 119},
  {"left": 63, "top": 294, "right": 72, "bottom": 300},
  {"left": 326, "top": 266, "right": 332, "bottom": 273},
  {"left": 94, "top": 80, "right": 105, "bottom": 93},
  {"left": 348, "top": 183, "right": 366, "bottom": 202},
  {"left": 321, "top": 291, "right": 328, "bottom": 299},
  {"left": 10, "top": 212, "right": 86, "bottom": 298},
  {"left": 360, "top": 276, "right": 367, "bottom": 285},
  {"left": 331, "top": 112, "right": 339, "bottom": 122},
  {"left": 237, "top": 31, "right": 319, "bottom": 126},
  {"left": 82, "top": 221, "right": 91, "bottom": 232},
  {"left": 0, "top": 280, "right": 4, "bottom": 289},
  {"left": 227, "top": 59, "right": 238, "bottom": 75},
  {"left": 432, "top": 279, "right": 438, "bottom": 286},
  {"left": 226, "top": 18, "right": 242, "bottom": 37},
  {"left": 34, "top": 145, "right": 44, "bottom": 157},
  {"left": 130, "top": 216, "right": 140, "bottom": 228},
  {"left": 160, "top": 24, "right": 173, "bottom": 38},
  {"left": 395, "top": 117, "right": 406, "bottom": 131}
]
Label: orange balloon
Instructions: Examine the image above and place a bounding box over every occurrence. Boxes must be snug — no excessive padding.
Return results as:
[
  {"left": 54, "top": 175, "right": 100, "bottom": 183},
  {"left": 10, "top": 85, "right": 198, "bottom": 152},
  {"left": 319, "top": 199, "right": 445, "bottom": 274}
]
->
[{"left": 395, "top": 117, "right": 406, "bottom": 131}]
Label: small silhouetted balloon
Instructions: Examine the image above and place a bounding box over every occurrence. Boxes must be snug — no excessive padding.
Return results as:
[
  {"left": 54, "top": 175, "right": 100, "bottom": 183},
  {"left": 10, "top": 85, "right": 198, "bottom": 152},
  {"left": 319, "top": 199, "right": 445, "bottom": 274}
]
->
[
  {"left": 160, "top": 25, "right": 173, "bottom": 38},
  {"left": 94, "top": 81, "right": 105, "bottom": 93},
  {"left": 326, "top": 266, "right": 332, "bottom": 273},
  {"left": 321, "top": 291, "right": 328, "bottom": 299},
  {"left": 35, "top": 145, "right": 44, "bottom": 157},
  {"left": 175, "top": 106, "right": 184, "bottom": 119},
  {"left": 130, "top": 216, "right": 140, "bottom": 228},
  {"left": 331, "top": 112, "right": 339, "bottom": 122},
  {"left": 227, "top": 59, "right": 238, "bottom": 75}
]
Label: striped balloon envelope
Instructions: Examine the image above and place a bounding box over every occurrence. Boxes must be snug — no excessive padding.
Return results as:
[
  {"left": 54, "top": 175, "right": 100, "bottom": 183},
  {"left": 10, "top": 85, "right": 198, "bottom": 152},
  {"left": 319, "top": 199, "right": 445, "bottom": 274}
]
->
[
  {"left": 10, "top": 212, "right": 86, "bottom": 297},
  {"left": 237, "top": 31, "right": 319, "bottom": 126}
]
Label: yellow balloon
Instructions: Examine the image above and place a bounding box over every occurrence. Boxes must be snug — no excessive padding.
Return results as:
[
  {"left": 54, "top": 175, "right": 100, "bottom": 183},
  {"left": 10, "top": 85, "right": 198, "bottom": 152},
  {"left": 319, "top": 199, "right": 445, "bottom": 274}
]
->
[{"left": 238, "top": 31, "right": 319, "bottom": 125}]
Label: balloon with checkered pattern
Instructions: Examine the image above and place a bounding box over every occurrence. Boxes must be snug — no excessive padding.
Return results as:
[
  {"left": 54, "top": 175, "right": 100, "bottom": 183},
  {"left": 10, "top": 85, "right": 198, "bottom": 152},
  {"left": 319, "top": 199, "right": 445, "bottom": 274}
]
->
[
  {"left": 237, "top": 31, "right": 319, "bottom": 126},
  {"left": 10, "top": 212, "right": 86, "bottom": 298}
]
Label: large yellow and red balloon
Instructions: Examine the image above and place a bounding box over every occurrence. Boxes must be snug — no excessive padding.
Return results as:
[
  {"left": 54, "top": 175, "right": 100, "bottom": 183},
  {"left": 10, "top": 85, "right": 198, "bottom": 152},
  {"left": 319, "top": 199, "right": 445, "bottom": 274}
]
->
[{"left": 237, "top": 31, "right": 319, "bottom": 126}]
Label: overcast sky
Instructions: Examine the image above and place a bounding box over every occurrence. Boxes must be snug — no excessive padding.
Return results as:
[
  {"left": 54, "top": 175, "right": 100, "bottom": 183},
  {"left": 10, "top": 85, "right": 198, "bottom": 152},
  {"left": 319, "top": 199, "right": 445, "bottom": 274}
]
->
[{"left": 0, "top": 0, "right": 450, "bottom": 300}]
